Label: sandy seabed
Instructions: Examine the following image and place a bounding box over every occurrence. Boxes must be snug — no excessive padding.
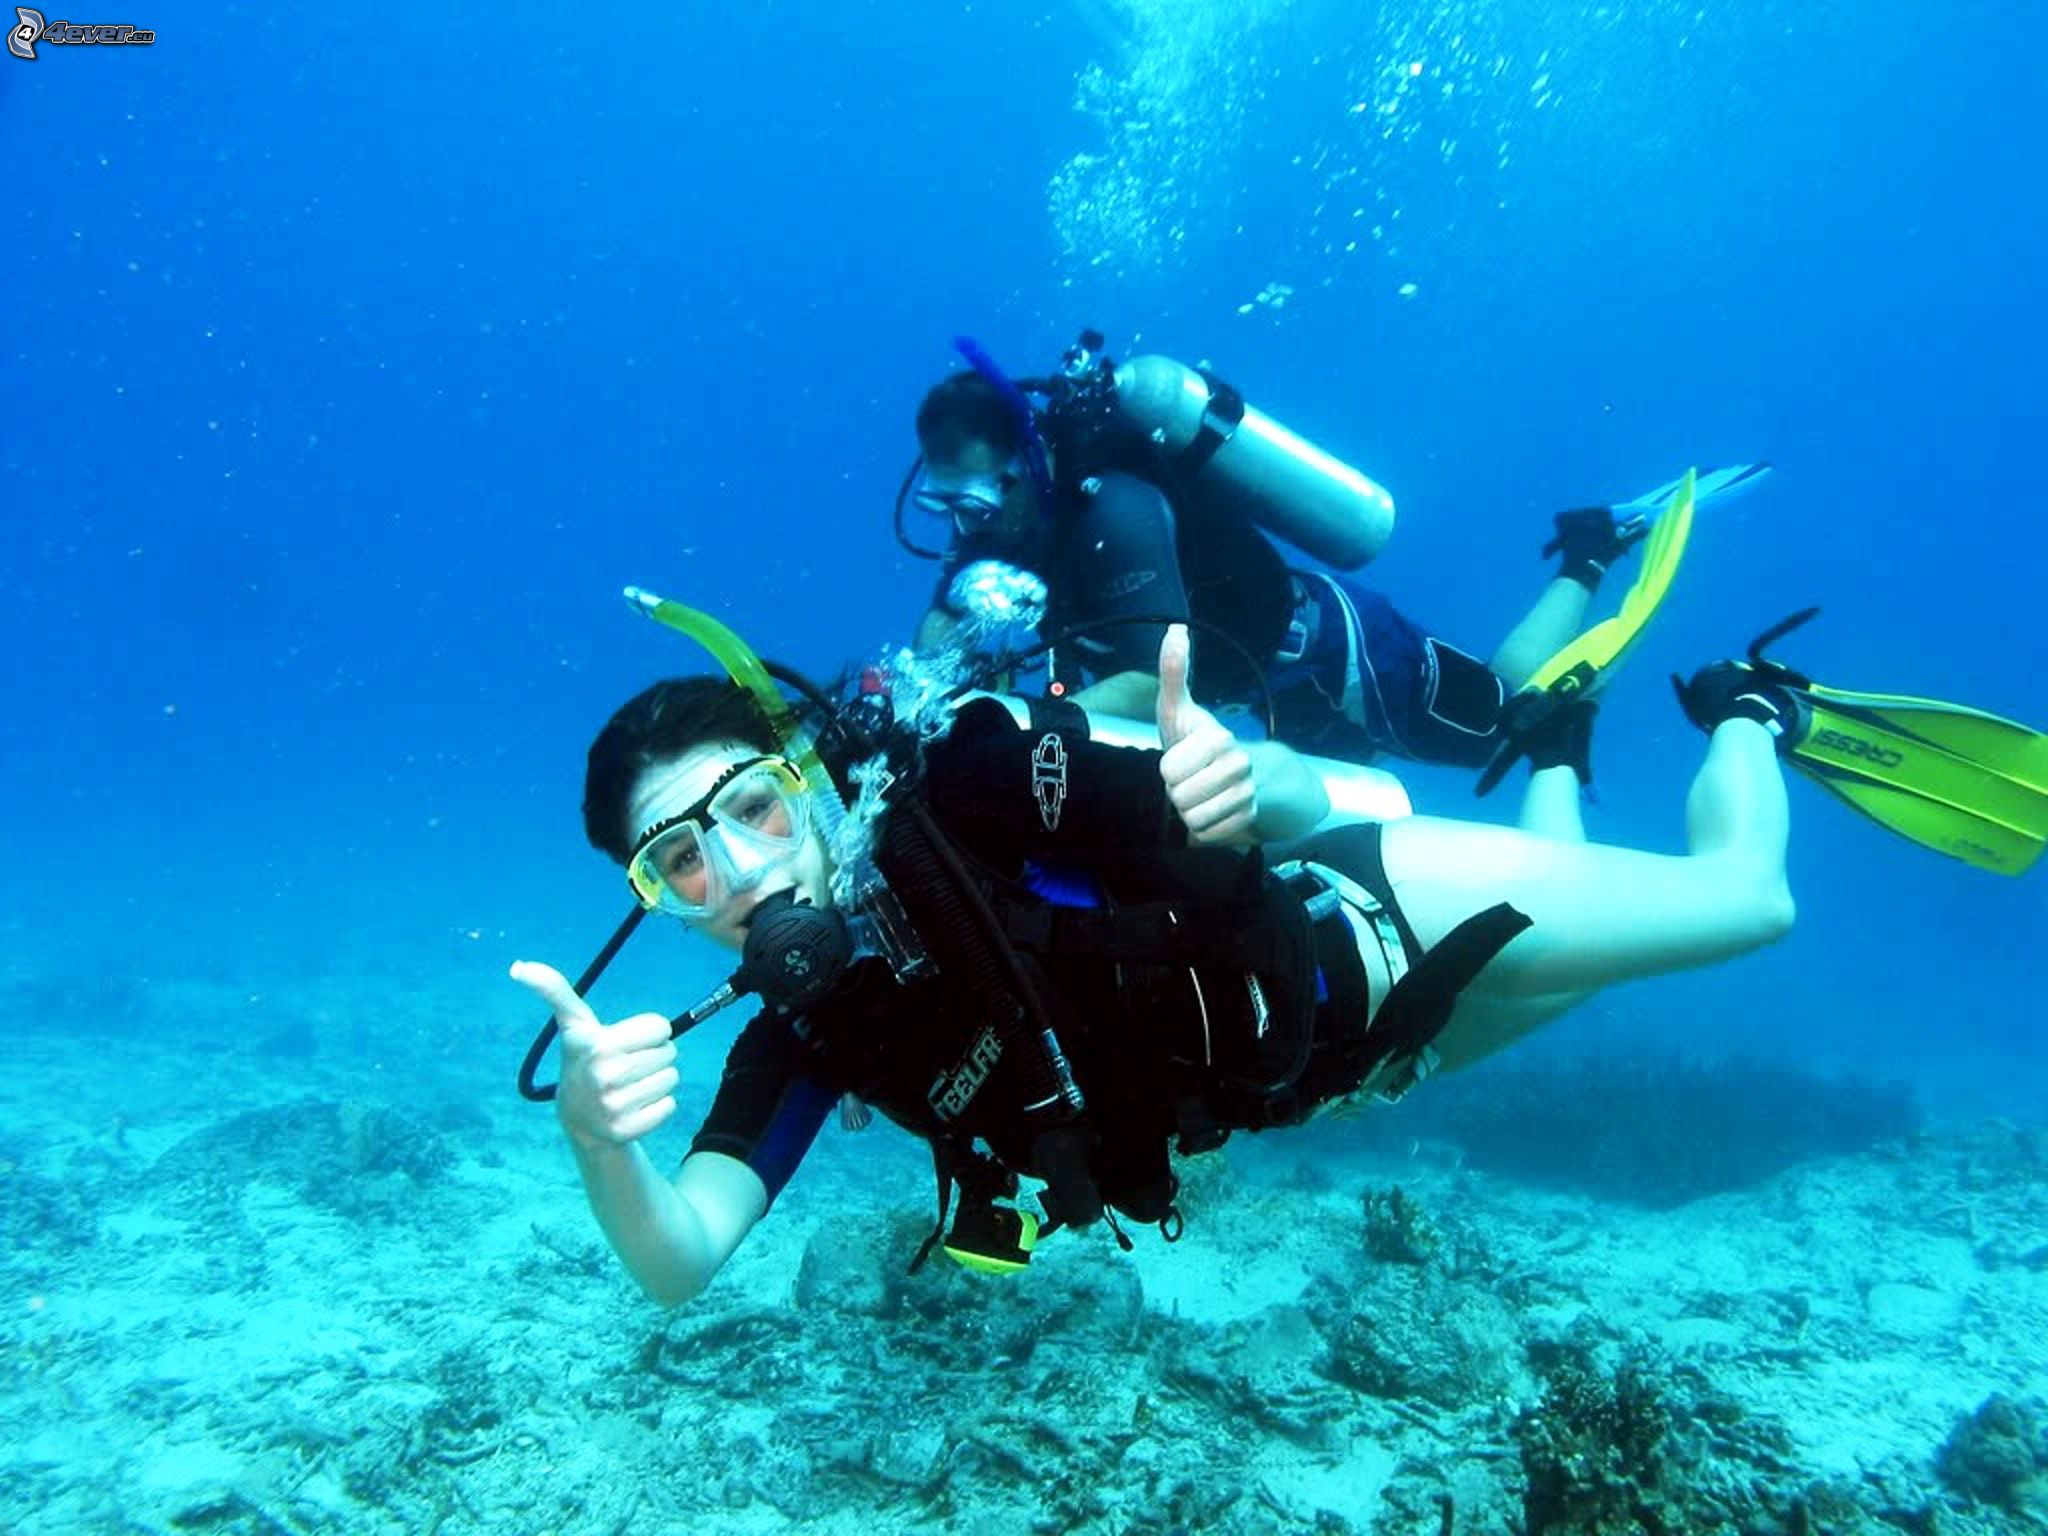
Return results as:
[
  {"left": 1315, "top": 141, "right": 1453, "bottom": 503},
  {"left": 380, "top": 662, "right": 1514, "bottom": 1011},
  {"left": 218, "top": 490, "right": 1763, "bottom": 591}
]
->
[{"left": 3, "top": 968, "right": 2045, "bottom": 1536}]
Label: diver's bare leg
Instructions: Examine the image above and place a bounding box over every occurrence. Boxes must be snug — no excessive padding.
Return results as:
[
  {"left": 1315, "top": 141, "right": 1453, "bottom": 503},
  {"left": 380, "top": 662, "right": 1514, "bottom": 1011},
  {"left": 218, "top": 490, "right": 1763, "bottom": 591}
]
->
[
  {"left": 1504, "top": 762, "right": 1595, "bottom": 1018},
  {"left": 1383, "top": 719, "right": 1793, "bottom": 1073},
  {"left": 1519, "top": 762, "right": 1587, "bottom": 843}
]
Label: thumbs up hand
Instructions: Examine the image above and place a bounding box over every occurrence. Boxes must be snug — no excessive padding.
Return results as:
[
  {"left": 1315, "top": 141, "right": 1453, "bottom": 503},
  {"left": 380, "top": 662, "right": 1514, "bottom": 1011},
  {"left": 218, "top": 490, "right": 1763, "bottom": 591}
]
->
[
  {"left": 1155, "top": 624, "right": 1257, "bottom": 844},
  {"left": 510, "top": 960, "right": 680, "bottom": 1152}
]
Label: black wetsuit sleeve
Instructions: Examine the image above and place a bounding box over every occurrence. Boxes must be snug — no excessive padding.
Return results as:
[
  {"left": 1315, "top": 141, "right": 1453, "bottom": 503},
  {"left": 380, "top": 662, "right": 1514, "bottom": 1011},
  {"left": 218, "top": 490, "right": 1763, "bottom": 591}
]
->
[
  {"left": 688, "top": 1011, "right": 837, "bottom": 1207},
  {"left": 1060, "top": 472, "right": 1191, "bottom": 677},
  {"left": 921, "top": 695, "right": 1186, "bottom": 869},
  {"left": 1410, "top": 634, "right": 1507, "bottom": 767}
]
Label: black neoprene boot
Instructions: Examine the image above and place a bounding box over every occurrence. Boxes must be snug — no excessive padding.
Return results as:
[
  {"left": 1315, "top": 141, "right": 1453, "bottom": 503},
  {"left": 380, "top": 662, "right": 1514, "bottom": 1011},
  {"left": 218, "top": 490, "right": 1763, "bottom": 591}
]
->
[{"left": 1672, "top": 662, "right": 1810, "bottom": 751}]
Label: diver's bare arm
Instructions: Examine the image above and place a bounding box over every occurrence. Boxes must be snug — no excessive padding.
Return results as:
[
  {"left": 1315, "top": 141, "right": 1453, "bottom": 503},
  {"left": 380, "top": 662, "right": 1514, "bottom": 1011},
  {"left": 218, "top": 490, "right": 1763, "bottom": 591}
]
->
[
  {"left": 568, "top": 1142, "right": 766, "bottom": 1307},
  {"left": 1069, "top": 669, "right": 1159, "bottom": 720},
  {"left": 1245, "top": 739, "right": 1330, "bottom": 842}
]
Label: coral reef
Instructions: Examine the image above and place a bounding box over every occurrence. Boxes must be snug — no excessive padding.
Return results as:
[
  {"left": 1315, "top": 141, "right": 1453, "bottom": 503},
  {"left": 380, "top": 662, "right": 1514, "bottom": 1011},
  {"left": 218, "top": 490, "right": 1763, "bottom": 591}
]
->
[
  {"left": 149, "top": 1097, "right": 454, "bottom": 1219},
  {"left": 1374, "top": 1053, "right": 1921, "bottom": 1206},
  {"left": 1938, "top": 1394, "right": 2048, "bottom": 1513},
  {"left": 1516, "top": 1343, "right": 1680, "bottom": 1533},
  {"left": 0, "top": 1146, "right": 98, "bottom": 1253},
  {"left": 1512, "top": 1337, "right": 1946, "bottom": 1536},
  {"left": 6, "top": 1019, "right": 2039, "bottom": 1536},
  {"left": 610, "top": 1215, "right": 1423, "bottom": 1532},
  {"left": 1362, "top": 1183, "right": 1440, "bottom": 1265}
]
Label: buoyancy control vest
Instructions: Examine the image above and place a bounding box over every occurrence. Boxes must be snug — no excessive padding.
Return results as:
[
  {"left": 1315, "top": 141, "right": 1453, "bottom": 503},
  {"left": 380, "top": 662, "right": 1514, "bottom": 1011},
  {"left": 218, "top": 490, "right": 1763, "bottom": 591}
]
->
[
  {"left": 658, "top": 670, "right": 1523, "bottom": 1275},
  {"left": 784, "top": 698, "right": 1400, "bottom": 1266},
  {"left": 791, "top": 829, "right": 1341, "bottom": 1263}
]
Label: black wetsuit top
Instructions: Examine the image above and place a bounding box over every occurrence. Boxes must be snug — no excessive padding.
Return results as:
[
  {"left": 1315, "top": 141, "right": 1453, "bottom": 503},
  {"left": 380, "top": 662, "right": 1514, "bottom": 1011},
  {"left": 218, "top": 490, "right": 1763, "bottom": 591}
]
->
[
  {"left": 931, "top": 454, "right": 1296, "bottom": 703},
  {"left": 929, "top": 440, "right": 1507, "bottom": 767}
]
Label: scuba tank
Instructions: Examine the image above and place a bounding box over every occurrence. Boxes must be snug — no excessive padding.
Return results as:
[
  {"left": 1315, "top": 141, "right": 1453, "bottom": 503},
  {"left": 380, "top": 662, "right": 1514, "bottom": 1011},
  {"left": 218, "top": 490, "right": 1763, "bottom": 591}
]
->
[
  {"left": 1104, "top": 350, "right": 1395, "bottom": 572},
  {"left": 899, "top": 333, "right": 1396, "bottom": 575}
]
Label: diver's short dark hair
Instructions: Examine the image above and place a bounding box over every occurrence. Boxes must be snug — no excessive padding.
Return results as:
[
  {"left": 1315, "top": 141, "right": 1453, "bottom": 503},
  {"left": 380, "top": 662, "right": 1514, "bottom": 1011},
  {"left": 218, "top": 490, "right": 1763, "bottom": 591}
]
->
[
  {"left": 582, "top": 677, "right": 781, "bottom": 863},
  {"left": 915, "top": 371, "right": 1024, "bottom": 463}
]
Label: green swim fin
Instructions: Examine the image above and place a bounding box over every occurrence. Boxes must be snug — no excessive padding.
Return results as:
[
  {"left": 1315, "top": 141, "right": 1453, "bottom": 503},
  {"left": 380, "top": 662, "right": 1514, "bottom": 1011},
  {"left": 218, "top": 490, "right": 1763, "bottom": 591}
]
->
[
  {"left": 1756, "top": 611, "right": 2048, "bottom": 875},
  {"left": 1792, "top": 685, "right": 2048, "bottom": 875}
]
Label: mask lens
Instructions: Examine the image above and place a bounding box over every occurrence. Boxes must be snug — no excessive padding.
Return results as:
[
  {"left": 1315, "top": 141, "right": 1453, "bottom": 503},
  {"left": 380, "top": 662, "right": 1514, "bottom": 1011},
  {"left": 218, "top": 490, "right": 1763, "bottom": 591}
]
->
[
  {"left": 708, "top": 761, "right": 807, "bottom": 851},
  {"left": 913, "top": 462, "right": 1020, "bottom": 531},
  {"left": 913, "top": 486, "right": 1001, "bottom": 524},
  {"left": 628, "top": 819, "right": 714, "bottom": 914}
]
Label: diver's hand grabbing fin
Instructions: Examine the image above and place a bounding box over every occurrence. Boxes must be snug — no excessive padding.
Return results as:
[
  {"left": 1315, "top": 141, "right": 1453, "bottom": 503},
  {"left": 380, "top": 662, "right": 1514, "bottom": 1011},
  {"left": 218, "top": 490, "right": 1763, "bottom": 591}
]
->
[
  {"left": 1544, "top": 506, "right": 1648, "bottom": 589},
  {"left": 1545, "top": 463, "right": 1769, "bottom": 591},
  {"left": 1475, "top": 693, "right": 1600, "bottom": 797}
]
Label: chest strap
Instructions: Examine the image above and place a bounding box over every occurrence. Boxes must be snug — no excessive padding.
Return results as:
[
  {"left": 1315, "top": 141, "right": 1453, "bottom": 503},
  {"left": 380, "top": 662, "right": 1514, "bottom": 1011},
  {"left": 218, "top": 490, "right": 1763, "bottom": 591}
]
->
[{"left": 998, "top": 897, "right": 1292, "bottom": 971}]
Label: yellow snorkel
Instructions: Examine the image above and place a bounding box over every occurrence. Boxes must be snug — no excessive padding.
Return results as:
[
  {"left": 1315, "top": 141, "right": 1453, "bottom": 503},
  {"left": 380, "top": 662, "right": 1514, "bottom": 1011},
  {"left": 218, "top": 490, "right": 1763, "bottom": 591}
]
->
[
  {"left": 620, "top": 585, "right": 929, "bottom": 1006},
  {"left": 623, "top": 586, "right": 837, "bottom": 799}
]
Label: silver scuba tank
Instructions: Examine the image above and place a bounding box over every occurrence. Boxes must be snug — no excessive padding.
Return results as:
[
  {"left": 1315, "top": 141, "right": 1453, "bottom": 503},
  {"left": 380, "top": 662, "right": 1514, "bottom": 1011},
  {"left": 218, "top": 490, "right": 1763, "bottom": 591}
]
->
[{"left": 1110, "top": 354, "right": 1395, "bottom": 571}]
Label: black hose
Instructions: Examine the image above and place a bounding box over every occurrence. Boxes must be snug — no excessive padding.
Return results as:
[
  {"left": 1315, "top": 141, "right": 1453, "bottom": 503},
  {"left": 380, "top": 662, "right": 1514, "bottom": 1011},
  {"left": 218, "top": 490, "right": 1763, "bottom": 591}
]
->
[{"left": 516, "top": 903, "right": 649, "bottom": 1102}]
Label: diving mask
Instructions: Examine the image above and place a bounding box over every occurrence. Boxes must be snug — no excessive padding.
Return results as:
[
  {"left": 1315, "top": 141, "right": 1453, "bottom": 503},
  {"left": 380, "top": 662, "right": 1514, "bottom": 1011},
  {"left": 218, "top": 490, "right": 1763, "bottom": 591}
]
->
[
  {"left": 625, "top": 755, "right": 812, "bottom": 919},
  {"left": 912, "top": 463, "right": 1022, "bottom": 532}
]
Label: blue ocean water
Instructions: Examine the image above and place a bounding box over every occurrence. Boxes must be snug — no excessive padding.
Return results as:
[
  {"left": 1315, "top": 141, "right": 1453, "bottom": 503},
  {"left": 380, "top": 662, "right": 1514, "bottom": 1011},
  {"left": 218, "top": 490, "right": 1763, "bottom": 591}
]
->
[
  {"left": 10, "top": 10, "right": 2048, "bottom": 1534},
  {"left": 6, "top": 0, "right": 2043, "bottom": 1110}
]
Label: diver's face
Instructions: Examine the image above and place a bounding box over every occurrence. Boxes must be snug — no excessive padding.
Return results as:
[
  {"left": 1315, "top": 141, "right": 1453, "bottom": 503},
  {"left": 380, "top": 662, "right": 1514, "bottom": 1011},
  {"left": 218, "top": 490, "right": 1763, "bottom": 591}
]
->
[
  {"left": 625, "top": 742, "right": 833, "bottom": 952},
  {"left": 916, "top": 438, "right": 1035, "bottom": 538}
]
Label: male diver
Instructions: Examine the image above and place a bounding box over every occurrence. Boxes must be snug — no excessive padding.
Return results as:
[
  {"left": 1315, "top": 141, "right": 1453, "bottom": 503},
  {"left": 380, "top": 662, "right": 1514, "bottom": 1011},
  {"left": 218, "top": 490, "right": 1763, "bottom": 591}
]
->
[
  {"left": 509, "top": 589, "right": 2045, "bottom": 1305},
  {"left": 900, "top": 332, "right": 1770, "bottom": 772}
]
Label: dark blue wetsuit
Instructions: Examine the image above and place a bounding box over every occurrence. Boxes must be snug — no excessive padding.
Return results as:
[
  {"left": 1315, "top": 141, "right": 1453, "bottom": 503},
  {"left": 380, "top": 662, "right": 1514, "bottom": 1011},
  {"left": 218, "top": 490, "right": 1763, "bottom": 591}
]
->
[
  {"left": 930, "top": 469, "right": 1508, "bottom": 767},
  {"left": 1268, "top": 570, "right": 1507, "bottom": 769}
]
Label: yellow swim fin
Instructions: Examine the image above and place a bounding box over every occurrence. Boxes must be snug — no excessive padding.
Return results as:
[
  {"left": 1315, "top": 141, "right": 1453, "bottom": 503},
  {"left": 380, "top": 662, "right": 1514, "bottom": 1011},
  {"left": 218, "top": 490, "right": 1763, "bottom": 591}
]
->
[
  {"left": 1475, "top": 471, "right": 1697, "bottom": 795},
  {"left": 1524, "top": 467, "right": 1697, "bottom": 699}
]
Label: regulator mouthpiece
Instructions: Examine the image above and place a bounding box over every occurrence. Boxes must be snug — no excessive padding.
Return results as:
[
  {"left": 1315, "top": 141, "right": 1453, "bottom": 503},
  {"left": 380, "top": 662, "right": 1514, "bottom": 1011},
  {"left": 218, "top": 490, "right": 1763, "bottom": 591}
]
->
[{"left": 734, "top": 889, "right": 855, "bottom": 1011}]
